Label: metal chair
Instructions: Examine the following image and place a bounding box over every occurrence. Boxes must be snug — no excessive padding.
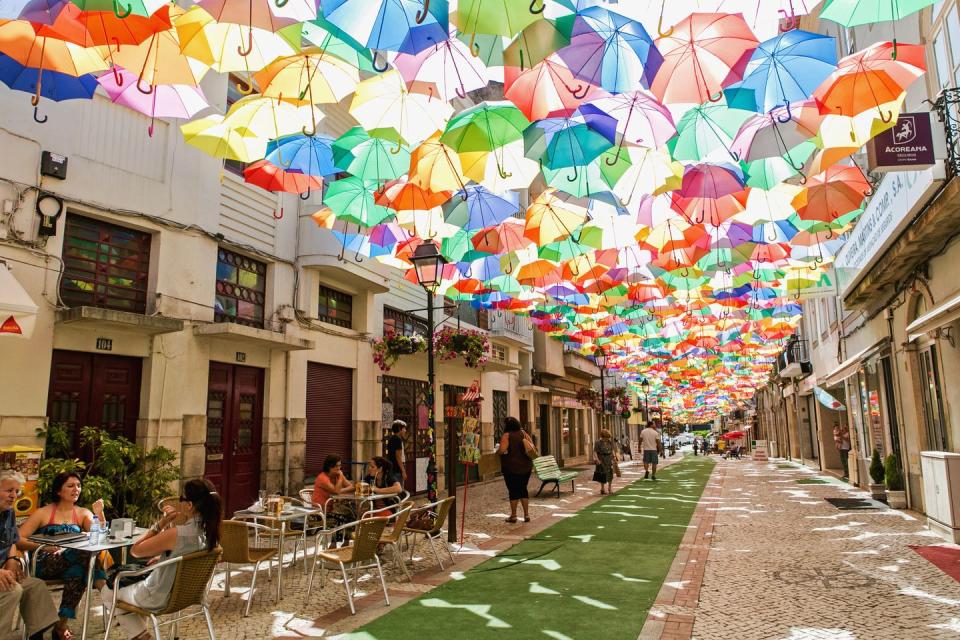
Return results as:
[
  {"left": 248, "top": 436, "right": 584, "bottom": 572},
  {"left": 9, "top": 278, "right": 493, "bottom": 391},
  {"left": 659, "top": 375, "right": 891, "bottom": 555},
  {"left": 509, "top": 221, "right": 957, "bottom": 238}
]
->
[
  {"left": 364, "top": 501, "right": 414, "bottom": 581},
  {"left": 402, "top": 496, "right": 456, "bottom": 570},
  {"left": 103, "top": 546, "right": 222, "bottom": 640},
  {"left": 305, "top": 516, "right": 390, "bottom": 614},
  {"left": 220, "top": 520, "right": 278, "bottom": 617}
]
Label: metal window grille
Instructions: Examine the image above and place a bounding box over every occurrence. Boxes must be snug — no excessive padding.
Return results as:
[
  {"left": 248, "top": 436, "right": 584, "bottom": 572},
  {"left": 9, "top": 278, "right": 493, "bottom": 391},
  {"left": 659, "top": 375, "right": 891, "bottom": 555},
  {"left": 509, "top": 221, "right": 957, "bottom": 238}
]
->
[
  {"left": 215, "top": 248, "right": 266, "bottom": 328},
  {"left": 318, "top": 284, "right": 353, "bottom": 328}
]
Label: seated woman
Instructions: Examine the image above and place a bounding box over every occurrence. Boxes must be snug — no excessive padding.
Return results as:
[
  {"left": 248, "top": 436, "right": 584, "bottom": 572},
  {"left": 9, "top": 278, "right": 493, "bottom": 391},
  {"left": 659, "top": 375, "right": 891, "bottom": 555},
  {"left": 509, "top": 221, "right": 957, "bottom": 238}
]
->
[
  {"left": 313, "top": 455, "right": 355, "bottom": 529},
  {"left": 99, "top": 478, "right": 221, "bottom": 640},
  {"left": 363, "top": 457, "right": 402, "bottom": 511},
  {"left": 18, "top": 471, "right": 107, "bottom": 640}
]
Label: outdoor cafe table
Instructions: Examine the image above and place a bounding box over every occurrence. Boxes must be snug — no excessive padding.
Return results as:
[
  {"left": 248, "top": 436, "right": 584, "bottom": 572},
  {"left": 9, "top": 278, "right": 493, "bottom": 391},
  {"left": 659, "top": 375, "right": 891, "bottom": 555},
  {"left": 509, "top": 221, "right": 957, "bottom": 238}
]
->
[
  {"left": 232, "top": 504, "right": 324, "bottom": 600},
  {"left": 28, "top": 528, "right": 146, "bottom": 640},
  {"left": 327, "top": 491, "right": 402, "bottom": 519}
]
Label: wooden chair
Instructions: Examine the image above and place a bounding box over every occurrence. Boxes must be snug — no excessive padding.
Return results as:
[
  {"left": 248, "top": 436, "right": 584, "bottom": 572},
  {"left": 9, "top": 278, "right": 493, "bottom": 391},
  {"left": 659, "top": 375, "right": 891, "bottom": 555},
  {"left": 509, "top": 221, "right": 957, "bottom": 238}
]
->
[
  {"left": 306, "top": 516, "right": 390, "bottom": 614},
  {"left": 103, "top": 547, "right": 222, "bottom": 640},
  {"left": 363, "top": 501, "right": 414, "bottom": 581},
  {"left": 402, "top": 496, "right": 455, "bottom": 570},
  {"left": 220, "top": 520, "right": 278, "bottom": 617}
]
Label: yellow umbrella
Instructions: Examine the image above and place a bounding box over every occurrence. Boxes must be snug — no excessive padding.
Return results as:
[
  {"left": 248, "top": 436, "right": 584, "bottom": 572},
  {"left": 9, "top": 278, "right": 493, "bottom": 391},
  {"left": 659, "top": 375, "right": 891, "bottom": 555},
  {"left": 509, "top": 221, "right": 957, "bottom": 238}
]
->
[
  {"left": 610, "top": 146, "right": 682, "bottom": 206},
  {"left": 458, "top": 139, "right": 539, "bottom": 191},
  {"left": 181, "top": 114, "right": 263, "bottom": 161},
  {"left": 408, "top": 133, "right": 469, "bottom": 193},
  {"left": 524, "top": 188, "right": 588, "bottom": 245},
  {"left": 174, "top": 6, "right": 297, "bottom": 74},
  {"left": 253, "top": 47, "right": 358, "bottom": 105},
  {"left": 349, "top": 69, "right": 453, "bottom": 148},
  {"left": 224, "top": 93, "right": 323, "bottom": 140},
  {"left": 108, "top": 22, "right": 208, "bottom": 88}
]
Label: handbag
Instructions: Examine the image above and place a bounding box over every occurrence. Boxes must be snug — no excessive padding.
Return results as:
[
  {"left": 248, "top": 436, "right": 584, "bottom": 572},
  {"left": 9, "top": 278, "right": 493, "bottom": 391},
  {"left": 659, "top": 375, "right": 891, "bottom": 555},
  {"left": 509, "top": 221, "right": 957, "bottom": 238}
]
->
[
  {"left": 105, "top": 562, "right": 150, "bottom": 589},
  {"left": 613, "top": 459, "right": 622, "bottom": 478},
  {"left": 406, "top": 510, "right": 437, "bottom": 531},
  {"left": 592, "top": 464, "right": 605, "bottom": 483},
  {"left": 522, "top": 434, "right": 540, "bottom": 460}
]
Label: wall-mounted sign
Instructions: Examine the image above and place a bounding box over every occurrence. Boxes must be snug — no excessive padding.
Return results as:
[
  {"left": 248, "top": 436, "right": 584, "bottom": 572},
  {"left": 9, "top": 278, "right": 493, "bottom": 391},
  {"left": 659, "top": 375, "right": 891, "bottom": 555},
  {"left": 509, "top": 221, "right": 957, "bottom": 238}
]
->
[
  {"left": 96, "top": 337, "right": 112, "bottom": 351},
  {"left": 867, "top": 112, "right": 936, "bottom": 172},
  {"left": 235, "top": 351, "right": 246, "bottom": 362}
]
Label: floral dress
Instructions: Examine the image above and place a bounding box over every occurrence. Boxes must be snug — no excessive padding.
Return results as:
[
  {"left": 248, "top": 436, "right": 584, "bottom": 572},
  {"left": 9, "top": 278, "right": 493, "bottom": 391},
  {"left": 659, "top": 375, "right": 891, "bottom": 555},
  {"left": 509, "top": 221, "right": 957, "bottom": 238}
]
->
[
  {"left": 35, "top": 508, "right": 106, "bottom": 619},
  {"left": 594, "top": 438, "right": 616, "bottom": 484}
]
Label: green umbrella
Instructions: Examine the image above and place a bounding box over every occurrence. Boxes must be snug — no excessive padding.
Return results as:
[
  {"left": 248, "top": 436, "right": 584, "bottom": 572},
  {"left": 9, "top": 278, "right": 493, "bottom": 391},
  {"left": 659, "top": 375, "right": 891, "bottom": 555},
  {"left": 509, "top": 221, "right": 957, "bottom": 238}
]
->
[
  {"left": 440, "top": 101, "right": 530, "bottom": 153},
  {"left": 455, "top": 31, "right": 507, "bottom": 68},
  {"left": 457, "top": 0, "right": 543, "bottom": 38},
  {"left": 820, "top": 0, "right": 937, "bottom": 26},
  {"left": 503, "top": 17, "right": 573, "bottom": 70},
  {"left": 69, "top": 0, "right": 156, "bottom": 18},
  {"left": 281, "top": 17, "right": 375, "bottom": 73},
  {"left": 441, "top": 229, "right": 476, "bottom": 263},
  {"left": 324, "top": 177, "right": 394, "bottom": 227},
  {"left": 332, "top": 126, "right": 409, "bottom": 183},
  {"left": 542, "top": 147, "right": 630, "bottom": 197},
  {"left": 668, "top": 100, "right": 753, "bottom": 163},
  {"left": 538, "top": 237, "right": 585, "bottom": 262}
]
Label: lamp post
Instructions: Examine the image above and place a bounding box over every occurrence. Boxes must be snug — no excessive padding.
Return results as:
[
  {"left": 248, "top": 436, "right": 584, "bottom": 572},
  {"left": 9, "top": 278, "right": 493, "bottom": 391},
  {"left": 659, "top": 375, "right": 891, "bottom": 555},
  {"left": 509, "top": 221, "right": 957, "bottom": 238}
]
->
[
  {"left": 593, "top": 347, "right": 607, "bottom": 432},
  {"left": 640, "top": 378, "right": 650, "bottom": 427},
  {"left": 409, "top": 240, "right": 457, "bottom": 544}
]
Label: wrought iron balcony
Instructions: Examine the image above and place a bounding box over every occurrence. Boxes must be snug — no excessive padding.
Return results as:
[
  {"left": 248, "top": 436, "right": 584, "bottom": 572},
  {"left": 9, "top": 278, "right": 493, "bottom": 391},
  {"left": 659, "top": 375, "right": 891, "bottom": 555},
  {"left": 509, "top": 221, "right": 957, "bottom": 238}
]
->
[
  {"left": 935, "top": 87, "right": 960, "bottom": 178},
  {"left": 776, "top": 339, "right": 811, "bottom": 379},
  {"left": 486, "top": 311, "right": 534, "bottom": 346}
]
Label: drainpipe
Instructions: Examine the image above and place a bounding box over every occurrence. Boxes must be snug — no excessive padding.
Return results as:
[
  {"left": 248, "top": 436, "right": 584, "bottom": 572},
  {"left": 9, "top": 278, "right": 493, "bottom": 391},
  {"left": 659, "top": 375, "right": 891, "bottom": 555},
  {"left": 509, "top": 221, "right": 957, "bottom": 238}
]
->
[
  {"left": 283, "top": 339, "right": 291, "bottom": 496},
  {"left": 886, "top": 309, "right": 910, "bottom": 506}
]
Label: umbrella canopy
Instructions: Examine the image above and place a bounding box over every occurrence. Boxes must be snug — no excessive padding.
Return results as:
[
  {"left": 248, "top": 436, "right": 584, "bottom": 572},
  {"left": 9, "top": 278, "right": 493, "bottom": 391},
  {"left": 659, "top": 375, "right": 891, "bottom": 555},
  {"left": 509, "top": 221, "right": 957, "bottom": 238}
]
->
[{"left": 322, "top": 0, "right": 448, "bottom": 55}]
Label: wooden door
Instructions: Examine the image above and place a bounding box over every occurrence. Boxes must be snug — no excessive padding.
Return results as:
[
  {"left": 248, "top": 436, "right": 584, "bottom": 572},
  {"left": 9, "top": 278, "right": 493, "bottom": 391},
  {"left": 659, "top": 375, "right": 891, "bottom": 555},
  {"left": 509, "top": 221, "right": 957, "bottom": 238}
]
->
[
  {"left": 48, "top": 350, "right": 141, "bottom": 452},
  {"left": 305, "top": 362, "right": 353, "bottom": 478},
  {"left": 205, "top": 363, "right": 263, "bottom": 515}
]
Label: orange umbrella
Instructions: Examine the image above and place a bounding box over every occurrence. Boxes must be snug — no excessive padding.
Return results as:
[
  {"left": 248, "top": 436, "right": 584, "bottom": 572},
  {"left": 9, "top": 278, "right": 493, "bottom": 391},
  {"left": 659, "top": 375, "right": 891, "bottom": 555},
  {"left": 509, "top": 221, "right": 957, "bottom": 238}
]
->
[
  {"left": 374, "top": 178, "right": 451, "bottom": 212},
  {"left": 813, "top": 41, "right": 925, "bottom": 123},
  {"left": 0, "top": 21, "right": 107, "bottom": 75},
  {"left": 793, "top": 164, "right": 870, "bottom": 222}
]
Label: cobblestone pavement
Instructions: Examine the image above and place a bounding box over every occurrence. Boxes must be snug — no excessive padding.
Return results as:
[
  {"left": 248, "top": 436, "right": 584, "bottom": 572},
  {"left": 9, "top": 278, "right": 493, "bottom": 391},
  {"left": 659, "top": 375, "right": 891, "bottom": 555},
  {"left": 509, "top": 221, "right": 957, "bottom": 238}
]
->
[
  {"left": 61, "top": 454, "right": 686, "bottom": 639},
  {"left": 643, "top": 456, "right": 960, "bottom": 640}
]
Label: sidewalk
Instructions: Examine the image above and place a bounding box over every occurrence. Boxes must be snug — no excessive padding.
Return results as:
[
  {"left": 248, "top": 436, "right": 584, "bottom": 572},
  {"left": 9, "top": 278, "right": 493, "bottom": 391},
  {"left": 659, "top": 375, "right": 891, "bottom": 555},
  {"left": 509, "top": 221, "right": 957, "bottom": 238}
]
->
[{"left": 642, "top": 457, "right": 960, "bottom": 640}]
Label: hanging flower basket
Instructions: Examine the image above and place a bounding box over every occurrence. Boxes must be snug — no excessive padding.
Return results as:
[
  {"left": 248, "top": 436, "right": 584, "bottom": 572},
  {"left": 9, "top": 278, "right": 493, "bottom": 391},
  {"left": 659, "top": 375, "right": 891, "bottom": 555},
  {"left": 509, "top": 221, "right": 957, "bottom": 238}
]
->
[
  {"left": 434, "top": 327, "right": 489, "bottom": 369},
  {"left": 620, "top": 410, "right": 631, "bottom": 419},
  {"left": 372, "top": 330, "right": 427, "bottom": 372},
  {"left": 576, "top": 387, "right": 601, "bottom": 410}
]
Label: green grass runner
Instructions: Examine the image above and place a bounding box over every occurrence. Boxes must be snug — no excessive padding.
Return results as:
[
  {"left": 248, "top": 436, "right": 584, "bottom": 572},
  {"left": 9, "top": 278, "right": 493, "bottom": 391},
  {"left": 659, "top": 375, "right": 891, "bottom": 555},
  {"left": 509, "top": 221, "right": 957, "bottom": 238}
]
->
[{"left": 350, "top": 456, "right": 716, "bottom": 640}]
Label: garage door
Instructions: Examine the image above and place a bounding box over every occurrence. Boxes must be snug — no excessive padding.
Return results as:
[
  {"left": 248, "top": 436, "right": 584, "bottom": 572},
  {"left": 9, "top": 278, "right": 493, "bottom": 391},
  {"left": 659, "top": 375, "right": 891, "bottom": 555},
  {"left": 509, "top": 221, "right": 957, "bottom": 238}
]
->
[{"left": 305, "top": 362, "right": 354, "bottom": 477}]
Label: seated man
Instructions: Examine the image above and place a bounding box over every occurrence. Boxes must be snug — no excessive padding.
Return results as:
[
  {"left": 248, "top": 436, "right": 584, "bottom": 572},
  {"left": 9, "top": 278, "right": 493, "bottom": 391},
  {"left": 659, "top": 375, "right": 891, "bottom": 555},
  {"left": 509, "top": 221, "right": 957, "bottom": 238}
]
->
[{"left": 0, "top": 470, "right": 59, "bottom": 640}]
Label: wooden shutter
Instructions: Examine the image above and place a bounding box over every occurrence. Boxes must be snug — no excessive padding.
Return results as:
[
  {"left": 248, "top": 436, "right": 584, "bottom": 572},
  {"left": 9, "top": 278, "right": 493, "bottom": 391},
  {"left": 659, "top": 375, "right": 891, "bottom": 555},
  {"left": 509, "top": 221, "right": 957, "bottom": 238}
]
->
[{"left": 305, "top": 362, "right": 354, "bottom": 476}]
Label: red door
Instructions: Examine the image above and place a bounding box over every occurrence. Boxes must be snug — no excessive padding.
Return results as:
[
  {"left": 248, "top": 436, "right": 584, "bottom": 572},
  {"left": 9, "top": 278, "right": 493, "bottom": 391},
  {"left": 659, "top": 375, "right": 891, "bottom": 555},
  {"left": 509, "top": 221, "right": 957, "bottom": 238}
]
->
[
  {"left": 205, "top": 363, "right": 263, "bottom": 515},
  {"left": 47, "top": 350, "right": 141, "bottom": 452}
]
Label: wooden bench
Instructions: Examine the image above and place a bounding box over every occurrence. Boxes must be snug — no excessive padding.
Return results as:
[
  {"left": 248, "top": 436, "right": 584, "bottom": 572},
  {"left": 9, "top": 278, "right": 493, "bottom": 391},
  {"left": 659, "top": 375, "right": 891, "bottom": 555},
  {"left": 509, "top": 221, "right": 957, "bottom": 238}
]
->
[{"left": 533, "top": 455, "right": 579, "bottom": 498}]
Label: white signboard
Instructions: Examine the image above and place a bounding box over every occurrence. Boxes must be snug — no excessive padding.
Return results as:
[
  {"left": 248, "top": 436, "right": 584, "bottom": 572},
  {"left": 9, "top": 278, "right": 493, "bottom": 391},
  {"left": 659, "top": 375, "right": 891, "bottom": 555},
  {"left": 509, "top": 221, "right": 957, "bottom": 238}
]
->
[
  {"left": 415, "top": 457, "right": 429, "bottom": 493},
  {"left": 835, "top": 167, "right": 942, "bottom": 296},
  {"left": 752, "top": 440, "right": 769, "bottom": 462}
]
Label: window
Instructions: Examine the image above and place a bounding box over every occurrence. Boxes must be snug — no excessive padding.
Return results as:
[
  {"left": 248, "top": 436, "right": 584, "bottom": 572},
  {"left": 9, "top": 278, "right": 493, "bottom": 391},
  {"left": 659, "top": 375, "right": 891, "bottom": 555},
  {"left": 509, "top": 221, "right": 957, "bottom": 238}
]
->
[
  {"left": 60, "top": 214, "right": 151, "bottom": 313},
  {"left": 383, "top": 306, "right": 428, "bottom": 337},
  {"left": 223, "top": 74, "right": 247, "bottom": 177},
  {"left": 317, "top": 284, "right": 353, "bottom": 328},
  {"left": 215, "top": 248, "right": 266, "bottom": 328},
  {"left": 919, "top": 346, "right": 950, "bottom": 451}
]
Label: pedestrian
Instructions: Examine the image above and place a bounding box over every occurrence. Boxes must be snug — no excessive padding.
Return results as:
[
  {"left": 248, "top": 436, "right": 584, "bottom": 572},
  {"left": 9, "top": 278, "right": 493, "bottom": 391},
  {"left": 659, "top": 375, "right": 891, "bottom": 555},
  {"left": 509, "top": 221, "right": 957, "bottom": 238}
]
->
[
  {"left": 593, "top": 428, "right": 616, "bottom": 495},
  {"left": 640, "top": 422, "right": 661, "bottom": 481},
  {"left": 0, "top": 470, "right": 59, "bottom": 640},
  {"left": 496, "top": 416, "right": 534, "bottom": 523},
  {"left": 386, "top": 420, "right": 408, "bottom": 487},
  {"left": 833, "top": 422, "right": 851, "bottom": 479},
  {"left": 692, "top": 439, "right": 699, "bottom": 456}
]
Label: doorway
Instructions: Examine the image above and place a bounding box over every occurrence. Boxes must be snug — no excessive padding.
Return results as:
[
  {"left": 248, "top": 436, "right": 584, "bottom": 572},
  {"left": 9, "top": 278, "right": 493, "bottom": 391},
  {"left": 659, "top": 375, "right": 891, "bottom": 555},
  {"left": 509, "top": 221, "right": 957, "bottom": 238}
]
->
[
  {"left": 382, "top": 376, "right": 430, "bottom": 494},
  {"left": 204, "top": 362, "right": 263, "bottom": 515},
  {"left": 47, "top": 350, "right": 142, "bottom": 452},
  {"left": 538, "top": 404, "right": 550, "bottom": 455}
]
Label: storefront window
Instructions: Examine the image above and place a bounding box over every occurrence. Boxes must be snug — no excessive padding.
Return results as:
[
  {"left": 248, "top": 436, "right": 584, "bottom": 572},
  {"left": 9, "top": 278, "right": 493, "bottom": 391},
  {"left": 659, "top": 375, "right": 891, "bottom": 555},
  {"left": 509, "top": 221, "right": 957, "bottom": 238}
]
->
[{"left": 918, "top": 346, "right": 950, "bottom": 451}]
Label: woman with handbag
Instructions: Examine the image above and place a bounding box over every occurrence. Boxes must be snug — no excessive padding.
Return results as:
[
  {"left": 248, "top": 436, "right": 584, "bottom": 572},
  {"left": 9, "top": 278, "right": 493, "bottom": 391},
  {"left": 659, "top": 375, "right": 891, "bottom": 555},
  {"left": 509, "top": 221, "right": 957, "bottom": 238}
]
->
[
  {"left": 593, "top": 429, "right": 617, "bottom": 495},
  {"left": 496, "top": 417, "right": 535, "bottom": 523}
]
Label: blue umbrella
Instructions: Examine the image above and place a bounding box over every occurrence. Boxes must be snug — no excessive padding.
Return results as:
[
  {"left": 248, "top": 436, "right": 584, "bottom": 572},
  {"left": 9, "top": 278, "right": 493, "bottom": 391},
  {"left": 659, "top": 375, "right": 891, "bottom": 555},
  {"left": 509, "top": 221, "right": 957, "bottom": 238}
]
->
[
  {"left": 322, "top": 0, "right": 449, "bottom": 60},
  {"left": 556, "top": 5, "right": 662, "bottom": 94},
  {"left": 523, "top": 104, "right": 617, "bottom": 172},
  {"left": 442, "top": 185, "right": 518, "bottom": 230},
  {"left": 724, "top": 30, "right": 837, "bottom": 116},
  {"left": 265, "top": 134, "right": 339, "bottom": 178},
  {"left": 0, "top": 53, "right": 97, "bottom": 102}
]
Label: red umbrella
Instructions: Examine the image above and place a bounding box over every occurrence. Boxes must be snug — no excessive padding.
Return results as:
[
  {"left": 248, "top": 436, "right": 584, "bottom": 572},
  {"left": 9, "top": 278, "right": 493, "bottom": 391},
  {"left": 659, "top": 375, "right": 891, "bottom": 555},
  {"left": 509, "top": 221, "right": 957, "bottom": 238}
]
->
[
  {"left": 722, "top": 430, "right": 744, "bottom": 439},
  {"left": 243, "top": 159, "right": 322, "bottom": 194}
]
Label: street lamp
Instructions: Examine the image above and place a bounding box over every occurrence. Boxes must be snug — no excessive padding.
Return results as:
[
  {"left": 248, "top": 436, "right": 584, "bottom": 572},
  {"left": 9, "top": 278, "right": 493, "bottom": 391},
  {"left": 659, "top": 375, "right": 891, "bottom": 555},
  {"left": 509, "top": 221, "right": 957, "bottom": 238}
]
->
[
  {"left": 410, "top": 241, "right": 457, "bottom": 543},
  {"left": 593, "top": 347, "right": 607, "bottom": 431},
  {"left": 640, "top": 378, "right": 650, "bottom": 425}
]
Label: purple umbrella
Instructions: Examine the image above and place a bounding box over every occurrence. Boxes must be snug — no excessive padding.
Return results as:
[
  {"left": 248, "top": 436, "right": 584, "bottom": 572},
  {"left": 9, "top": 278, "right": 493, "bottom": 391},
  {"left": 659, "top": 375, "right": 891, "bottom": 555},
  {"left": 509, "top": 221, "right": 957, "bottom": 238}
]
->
[{"left": 98, "top": 67, "right": 209, "bottom": 136}]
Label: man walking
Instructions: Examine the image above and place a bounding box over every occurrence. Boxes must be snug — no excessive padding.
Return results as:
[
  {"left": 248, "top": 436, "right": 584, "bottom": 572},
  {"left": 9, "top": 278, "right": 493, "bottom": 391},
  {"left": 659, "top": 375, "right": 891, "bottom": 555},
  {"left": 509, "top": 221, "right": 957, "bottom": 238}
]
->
[
  {"left": 640, "top": 422, "right": 661, "bottom": 481},
  {"left": 833, "top": 422, "right": 851, "bottom": 479},
  {"left": 692, "top": 438, "right": 699, "bottom": 456},
  {"left": 387, "top": 420, "right": 408, "bottom": 487},
  {"left": 0, "top": 470, "right": 59, "bottom": 640}
]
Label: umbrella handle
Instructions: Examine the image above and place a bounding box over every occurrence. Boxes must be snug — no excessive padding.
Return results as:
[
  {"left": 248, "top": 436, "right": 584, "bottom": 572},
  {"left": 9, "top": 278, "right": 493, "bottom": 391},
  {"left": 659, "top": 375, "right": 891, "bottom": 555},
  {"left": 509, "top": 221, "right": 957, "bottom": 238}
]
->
[
  {"left": 112, "top": 0, "right": 131, "bottom": 19},
  {"left": 891, "top": 38, "right": 898, "bottom": 60},
  {"left": 878, "top": 109, "right": 893, "bottom": 124},
  {"left": 727, "top": 149, "right": 740, "bottom": 162},
  {"left": 605, "top": 143, "right": 623, "bottom": 166},
  {"left": 274, "top": 0, "right": 288, "bottom": 6},
  {"left": 529, "top": 0, "right": 544, "bottom": 14},
  {"left": 468, "top": 32, "right": 480, "bottom": 58},
  {"left": 657, "top": 14, "right": 673, "bottom": 38},
  {"left": 415, "top": 0, "right": 430, "bottom": 24},
  {"left": 300, "top": 188, "right": 311, "bottom": 200},
  {"left": 33, "top": 106, "right": 48, "bottom": 124},
  {"left": 389, "top": 140, "right": 403, "bottom": 154},
  {"left": 497, "top": 164, "right": 512, "bottom": 179},
  {"left": 825, "top": 227, "right": 834, "bottom": 240},
  {"left": 707, "top": 90, "right": 723, "bottom": 103},
  {"left": 237, "top": 29, "right": 254, "bottom": 57},
  {"left": 568, "top": 83, "right": 589, "bottom": 99},
  {"left": 566, "top": 165, "right": 578, "bottom": 182},
  {"left": 273, "top": 206, "right": 284, "bottom": 219},
  {"left": 776, "top": 102, "right": 793, "bottom": 124},
  {"left": 235, "top": 76, "right": 254, "bottom": 95},
  {"left": 353, "top": 245, "right": 364, "bottom": 263},
  {"left": 455, "top": 84, "right": 467, "bottom": 99},
  {"left": 372, "top": 50, "right": 389, "bottom": 72},
  {"left": 136, "top": 74, "right": 154, "bottom": 95}
]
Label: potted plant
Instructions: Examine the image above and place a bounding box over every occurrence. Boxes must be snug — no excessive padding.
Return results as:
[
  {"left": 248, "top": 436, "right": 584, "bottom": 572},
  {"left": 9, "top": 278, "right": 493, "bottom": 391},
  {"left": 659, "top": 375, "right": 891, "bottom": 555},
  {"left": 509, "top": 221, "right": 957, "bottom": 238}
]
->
[
  {"left": 884, "top": 454, "right": 906, "bottom": 509},
  {"left": 576, "top": 387, "right": 601, "bottom": 410},
  {"left": 433, "top": 327, "right": 489, "bottom": 369},
  {"left": 869, "top": 449, "right": 886, "bottom": 502},
  {"left": 372, "top": 330, "right": 427, "bottom": 372}
]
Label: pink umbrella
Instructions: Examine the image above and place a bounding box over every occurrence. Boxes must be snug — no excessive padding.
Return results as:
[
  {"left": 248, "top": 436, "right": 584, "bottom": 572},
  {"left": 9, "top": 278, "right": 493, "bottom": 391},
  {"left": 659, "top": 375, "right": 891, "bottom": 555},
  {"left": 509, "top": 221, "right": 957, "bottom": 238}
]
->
[
  {"left": 587, "top": 90, "right": 675, "bottom": 158},
  {"left": 394, "top": 35, "right": 488, "bottom": 102},
  {"left": 98, "top": 67, "right": 209, "bottom": 136}
]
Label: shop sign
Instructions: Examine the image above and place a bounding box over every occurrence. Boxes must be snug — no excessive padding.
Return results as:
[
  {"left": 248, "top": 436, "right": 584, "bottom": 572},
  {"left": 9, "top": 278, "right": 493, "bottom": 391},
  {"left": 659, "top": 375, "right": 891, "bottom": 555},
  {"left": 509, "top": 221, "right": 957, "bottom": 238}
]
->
[
  {"left": 551, "top": 395, "right": 580, "bottom": 408},
  {"left": 835, "top": 167, "right": 942, "bottom": 296},
  {"left": 867, "top": 113, "right": 936, "bottom": 172}
]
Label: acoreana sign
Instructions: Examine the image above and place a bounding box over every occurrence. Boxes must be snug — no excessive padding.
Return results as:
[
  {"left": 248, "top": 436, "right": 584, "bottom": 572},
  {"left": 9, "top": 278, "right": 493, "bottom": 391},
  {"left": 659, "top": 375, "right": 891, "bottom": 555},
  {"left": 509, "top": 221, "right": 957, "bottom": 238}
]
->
[{"left": 867, "top": 112, "right": 936, "bottom": 172}]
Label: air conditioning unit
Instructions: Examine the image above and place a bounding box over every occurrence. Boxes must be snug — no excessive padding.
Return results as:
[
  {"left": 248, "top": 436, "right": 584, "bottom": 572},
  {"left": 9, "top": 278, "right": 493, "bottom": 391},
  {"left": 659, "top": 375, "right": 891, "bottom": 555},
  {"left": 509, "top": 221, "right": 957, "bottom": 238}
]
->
[{"left": 921, "top": 451, "right": 960, "bottom": 542}]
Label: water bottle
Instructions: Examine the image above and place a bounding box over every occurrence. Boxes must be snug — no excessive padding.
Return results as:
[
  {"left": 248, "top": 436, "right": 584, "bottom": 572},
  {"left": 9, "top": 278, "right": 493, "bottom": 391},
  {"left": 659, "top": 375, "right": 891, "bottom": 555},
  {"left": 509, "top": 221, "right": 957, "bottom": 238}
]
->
[{"left": 89, "top": 515, "right": 101, "bottom": 546}]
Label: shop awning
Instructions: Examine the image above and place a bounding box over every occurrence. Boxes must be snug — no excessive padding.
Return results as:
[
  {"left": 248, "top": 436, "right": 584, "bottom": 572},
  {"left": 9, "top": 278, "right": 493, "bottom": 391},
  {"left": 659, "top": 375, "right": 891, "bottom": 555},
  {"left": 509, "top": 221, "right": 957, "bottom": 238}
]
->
[
  {"left": 0, "top": 263, "right": 38, "bottom": 339},
  {"left": 822, "top": 340, "right": 887, "bottom": 387},
  {"left": 906, "top": 292, "right": 960, "bottom": 341}
]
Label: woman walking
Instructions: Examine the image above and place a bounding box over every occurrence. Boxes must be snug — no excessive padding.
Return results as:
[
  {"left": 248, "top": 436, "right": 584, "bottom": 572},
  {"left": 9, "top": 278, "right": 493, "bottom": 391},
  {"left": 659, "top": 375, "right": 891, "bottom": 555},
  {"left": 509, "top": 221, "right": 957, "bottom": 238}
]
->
[
  {"left": 496, "top": 417, "right": 534, "bottom": 523},
  {"left": 594, "top": 429, "right": 616, "bottom": 495}
]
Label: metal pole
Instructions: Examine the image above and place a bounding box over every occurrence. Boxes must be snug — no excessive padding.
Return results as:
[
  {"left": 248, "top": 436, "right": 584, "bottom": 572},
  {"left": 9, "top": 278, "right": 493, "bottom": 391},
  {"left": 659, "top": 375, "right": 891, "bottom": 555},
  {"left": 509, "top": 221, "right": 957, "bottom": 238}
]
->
[
  {"left": 433, "top": 293, "right": 457, "bottom": 544},
  {"left": 599, "top": 366, "right": 605, "bottom": 432}
]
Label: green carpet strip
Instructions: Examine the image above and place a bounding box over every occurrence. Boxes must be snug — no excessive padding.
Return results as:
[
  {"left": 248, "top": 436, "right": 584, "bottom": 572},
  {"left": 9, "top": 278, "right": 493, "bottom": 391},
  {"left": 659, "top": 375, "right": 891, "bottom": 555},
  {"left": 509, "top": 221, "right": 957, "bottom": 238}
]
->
[{"left": 350, "top": 456, "right": 716, "bottom": 640}]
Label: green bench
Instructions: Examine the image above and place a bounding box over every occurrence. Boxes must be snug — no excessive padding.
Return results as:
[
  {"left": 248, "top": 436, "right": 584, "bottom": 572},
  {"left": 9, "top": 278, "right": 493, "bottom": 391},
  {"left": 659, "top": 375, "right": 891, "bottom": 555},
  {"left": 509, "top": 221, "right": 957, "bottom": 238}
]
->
[{"left": 533, "top": 455, "right": 579, "bottom": 498}]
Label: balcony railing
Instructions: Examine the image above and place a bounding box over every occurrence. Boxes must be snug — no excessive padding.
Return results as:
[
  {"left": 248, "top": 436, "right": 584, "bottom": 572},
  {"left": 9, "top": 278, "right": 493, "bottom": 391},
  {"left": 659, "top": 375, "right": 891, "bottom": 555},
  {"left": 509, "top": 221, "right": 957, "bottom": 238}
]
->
[
  {"left": 487, "top": 311, "right": 534, "bottom": 345},
  {"left": 776, "top": 339, "right": 811, "bottom": 379},
  {"left": 935, "top": 88, "right": 960, "bottom": 178}
]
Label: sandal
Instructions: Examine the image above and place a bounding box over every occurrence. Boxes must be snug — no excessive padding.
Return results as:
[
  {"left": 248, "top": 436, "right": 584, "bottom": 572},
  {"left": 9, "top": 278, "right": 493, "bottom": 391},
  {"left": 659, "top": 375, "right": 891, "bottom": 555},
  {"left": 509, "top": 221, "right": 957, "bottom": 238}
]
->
[
  {"left": 505, "top": 517, "right": 517, "bottom": 523},
  {"left": 523, "top": 517, "right": 531, "bottom": 522},
  {"left": 52, "top": 626, "right": 74, "bottom": 640}
]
